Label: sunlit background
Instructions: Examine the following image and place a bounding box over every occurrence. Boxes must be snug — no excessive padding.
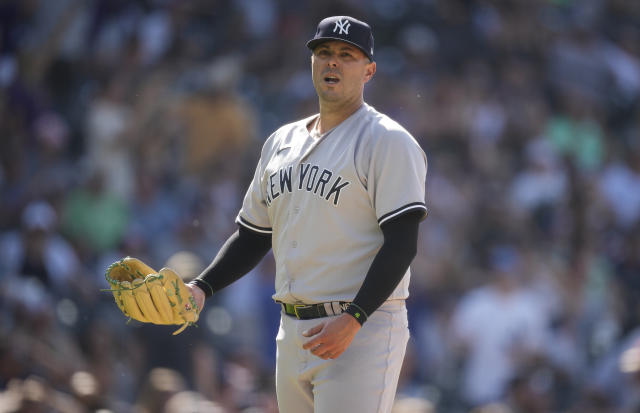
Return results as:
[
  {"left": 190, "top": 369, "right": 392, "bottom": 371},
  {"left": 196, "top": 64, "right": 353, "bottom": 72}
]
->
[{"left": 1, "top": 0, "right": 640, "bottom": 412}]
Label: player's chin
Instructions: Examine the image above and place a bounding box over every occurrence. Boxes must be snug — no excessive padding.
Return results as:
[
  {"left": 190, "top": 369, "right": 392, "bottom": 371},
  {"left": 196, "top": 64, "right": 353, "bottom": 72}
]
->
[{"left": 318, "top": 89, "right": 342, "bottom": 102}]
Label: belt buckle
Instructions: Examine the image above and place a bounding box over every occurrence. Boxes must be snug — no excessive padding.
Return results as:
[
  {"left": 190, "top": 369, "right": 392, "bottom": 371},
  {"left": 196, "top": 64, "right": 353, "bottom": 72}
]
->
[{"left": 293, "top": 304, "right": 310, "bottom": 319}]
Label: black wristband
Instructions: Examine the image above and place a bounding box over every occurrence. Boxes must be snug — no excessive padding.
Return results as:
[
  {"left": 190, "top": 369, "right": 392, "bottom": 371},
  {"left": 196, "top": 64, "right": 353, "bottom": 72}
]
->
[
  {"left": 190, "top": 278, "right": 214, "bottom": 298},
  {"left": 345, "top": 303, "right": 368, "bottom": 326}
]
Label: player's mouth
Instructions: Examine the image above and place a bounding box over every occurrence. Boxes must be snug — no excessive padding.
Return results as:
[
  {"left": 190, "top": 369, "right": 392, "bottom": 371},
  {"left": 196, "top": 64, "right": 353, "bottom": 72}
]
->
[{"left": 324, "top": 75, "right": 340, "bottom": 84}]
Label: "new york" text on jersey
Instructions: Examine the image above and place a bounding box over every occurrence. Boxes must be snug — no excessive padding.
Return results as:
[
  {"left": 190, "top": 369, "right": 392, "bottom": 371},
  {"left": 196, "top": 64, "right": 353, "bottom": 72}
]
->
[{"left": 266, "top": 163, "right": 350, "bottom": 206}]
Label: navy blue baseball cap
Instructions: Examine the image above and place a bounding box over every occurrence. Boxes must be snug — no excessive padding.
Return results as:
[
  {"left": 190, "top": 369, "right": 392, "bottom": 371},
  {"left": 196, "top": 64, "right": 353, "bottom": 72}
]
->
[{"left": 306, "top": 16, "right": 374, "bottom": 61}]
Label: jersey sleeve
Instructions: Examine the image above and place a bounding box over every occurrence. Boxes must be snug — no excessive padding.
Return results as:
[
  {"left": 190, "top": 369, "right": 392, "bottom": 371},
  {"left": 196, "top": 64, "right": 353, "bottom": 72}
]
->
[
  {"left": 236, "top": 155, "right": 272, "bottom": 235},
  {"left": 367, "top": 129, "right": 428, "bottom": 226}
]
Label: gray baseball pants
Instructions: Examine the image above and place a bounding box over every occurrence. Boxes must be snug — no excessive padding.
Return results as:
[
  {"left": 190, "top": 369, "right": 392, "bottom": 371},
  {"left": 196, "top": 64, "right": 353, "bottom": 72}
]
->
[{"left": 275, "top": 300, "right": 410, "bottom": 413}]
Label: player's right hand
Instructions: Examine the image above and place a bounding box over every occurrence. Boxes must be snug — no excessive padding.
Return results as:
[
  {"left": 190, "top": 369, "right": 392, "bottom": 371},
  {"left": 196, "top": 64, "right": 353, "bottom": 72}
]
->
[
  {"left": 186, "top": 283, "right": 206, "bottom": 313},
  {"left": 104, "top": 257, "right": 200, "bottom": 335}
]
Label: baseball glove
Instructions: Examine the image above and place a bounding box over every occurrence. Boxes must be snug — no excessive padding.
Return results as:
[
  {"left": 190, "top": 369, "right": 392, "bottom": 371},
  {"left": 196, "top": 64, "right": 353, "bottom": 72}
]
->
[{"left": 104, "top": 257, "right": 199, "bottom": 335}]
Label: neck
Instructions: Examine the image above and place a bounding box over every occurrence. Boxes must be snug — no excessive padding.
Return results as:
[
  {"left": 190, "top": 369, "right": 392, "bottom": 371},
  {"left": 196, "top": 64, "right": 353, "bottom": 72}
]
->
[{"left": 316, "top": 97, "right": 363, "bottom": 134}]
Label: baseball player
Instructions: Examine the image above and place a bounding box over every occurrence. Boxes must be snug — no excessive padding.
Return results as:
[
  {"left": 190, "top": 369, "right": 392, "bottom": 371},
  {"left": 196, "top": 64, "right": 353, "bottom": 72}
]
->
[{"left": 187, "top": 16, "right": 428, "bottom": 412}]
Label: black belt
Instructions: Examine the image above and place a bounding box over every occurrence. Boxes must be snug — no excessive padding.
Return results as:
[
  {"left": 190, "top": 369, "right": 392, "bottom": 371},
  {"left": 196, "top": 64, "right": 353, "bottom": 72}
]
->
[{"left": 279, "top": 301, "right": 350, "bottom": 319}]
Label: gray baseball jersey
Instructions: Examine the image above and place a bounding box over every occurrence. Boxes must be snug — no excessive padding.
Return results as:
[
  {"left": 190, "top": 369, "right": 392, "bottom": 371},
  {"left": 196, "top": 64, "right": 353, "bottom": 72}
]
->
[{"left": 236, "top": 103, "right": 427, "bottom": 305}]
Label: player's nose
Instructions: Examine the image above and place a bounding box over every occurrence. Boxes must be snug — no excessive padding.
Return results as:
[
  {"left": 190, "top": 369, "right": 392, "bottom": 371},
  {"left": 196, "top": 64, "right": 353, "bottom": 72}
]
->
[{"left": 327, "top": 56, "right": 339, "bottom": 67}]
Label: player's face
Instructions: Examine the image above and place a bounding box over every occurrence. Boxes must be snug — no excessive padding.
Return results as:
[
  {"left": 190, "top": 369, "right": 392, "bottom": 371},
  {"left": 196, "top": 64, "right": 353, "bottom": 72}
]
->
[{"left": 311, "top": 41, "right": 376, "bottom": 106}]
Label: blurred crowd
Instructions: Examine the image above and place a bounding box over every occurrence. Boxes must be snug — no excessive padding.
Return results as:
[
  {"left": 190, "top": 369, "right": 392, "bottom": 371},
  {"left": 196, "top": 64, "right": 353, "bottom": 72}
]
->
[{"left": 1, "top": 0, "right": 639, "bottom": 412}]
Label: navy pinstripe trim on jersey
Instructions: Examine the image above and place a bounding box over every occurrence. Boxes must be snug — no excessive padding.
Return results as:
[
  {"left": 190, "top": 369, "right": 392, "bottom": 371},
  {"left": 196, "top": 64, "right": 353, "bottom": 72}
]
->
[
  {"left": 378, "top": 202, "right": 428, "bottom": 226},
  {"left": 235, "top": 216, "right": 273, "bottom": 234}
]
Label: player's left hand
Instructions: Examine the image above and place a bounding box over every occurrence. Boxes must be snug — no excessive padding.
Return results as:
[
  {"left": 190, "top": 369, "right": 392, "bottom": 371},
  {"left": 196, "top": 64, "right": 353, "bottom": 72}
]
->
[{"left": 302, "top": 313, "right": 361, "bottom": 360}]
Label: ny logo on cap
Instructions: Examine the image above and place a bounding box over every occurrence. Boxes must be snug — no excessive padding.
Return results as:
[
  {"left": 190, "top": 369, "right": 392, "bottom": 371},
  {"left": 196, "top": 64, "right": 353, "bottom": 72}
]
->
[{"left": 333, "top": 19, "right": 351, "bottom": 35}]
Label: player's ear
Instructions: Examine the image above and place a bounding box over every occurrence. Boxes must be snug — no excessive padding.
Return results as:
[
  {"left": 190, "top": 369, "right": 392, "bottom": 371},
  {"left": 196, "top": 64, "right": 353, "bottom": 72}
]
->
[{"left": 363, "top": 61, "right": 376, "bottom": 83}]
